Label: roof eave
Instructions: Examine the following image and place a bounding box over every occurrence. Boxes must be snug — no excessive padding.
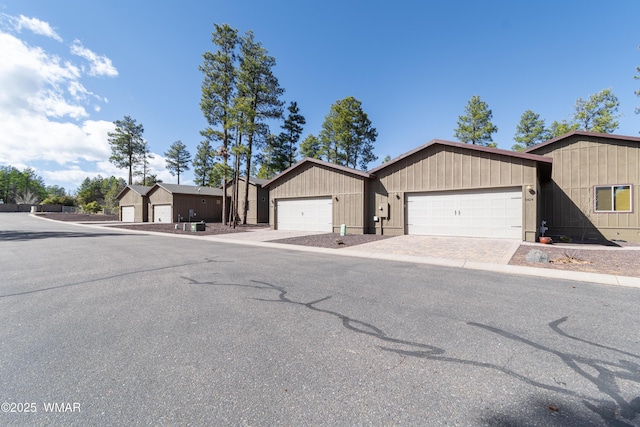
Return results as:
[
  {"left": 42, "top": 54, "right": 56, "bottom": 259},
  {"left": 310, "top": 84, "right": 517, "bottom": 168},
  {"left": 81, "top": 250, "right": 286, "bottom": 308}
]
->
[
  {"left": 263, "top": 158, "right": 373, "bottom": 188},
  {"left": 525, "top": 130, "right": 640, "bottom": 153},
  {"left": 370, "top": 139, "right": 552, "bottom": 174}
]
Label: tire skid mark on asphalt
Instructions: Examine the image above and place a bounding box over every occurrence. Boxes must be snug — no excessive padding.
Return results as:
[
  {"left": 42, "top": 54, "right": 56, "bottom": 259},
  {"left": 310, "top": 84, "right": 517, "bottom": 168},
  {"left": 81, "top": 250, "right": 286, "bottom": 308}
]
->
[
  {"left": 0, "top": 257, "right": 226, "bottom": 298},
  {"left": 180, "top": 275, "right": 640, "bottom": 426}
]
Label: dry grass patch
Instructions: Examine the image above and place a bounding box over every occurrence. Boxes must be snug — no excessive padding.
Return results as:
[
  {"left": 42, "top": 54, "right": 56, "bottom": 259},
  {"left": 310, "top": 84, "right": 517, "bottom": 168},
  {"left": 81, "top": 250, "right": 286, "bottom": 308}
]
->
[{"left": 550, "top": 250, "right": 592, "bottom": 265}]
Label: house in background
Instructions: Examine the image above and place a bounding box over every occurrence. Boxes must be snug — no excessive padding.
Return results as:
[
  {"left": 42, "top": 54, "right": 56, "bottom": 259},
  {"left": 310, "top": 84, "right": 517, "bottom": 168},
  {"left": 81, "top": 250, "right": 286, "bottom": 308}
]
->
[
  {"left": 116, "top": 185, "right": 152, "bottom": 222},
  {"left": 146, "top": 183, "right": 223, "bottom": 223},
  {"left": 224, "top": 177, "right": 270, "bottom": 224},
  {"left": 525, "top": 131, "right": 640, "bottom": 243}
]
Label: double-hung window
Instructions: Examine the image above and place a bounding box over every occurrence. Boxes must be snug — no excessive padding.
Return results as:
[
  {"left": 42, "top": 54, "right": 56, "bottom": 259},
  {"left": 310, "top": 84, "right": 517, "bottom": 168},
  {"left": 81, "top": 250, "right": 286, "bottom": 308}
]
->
[{"left": 594, "top": 185, "right": 632, "bottom": 212}]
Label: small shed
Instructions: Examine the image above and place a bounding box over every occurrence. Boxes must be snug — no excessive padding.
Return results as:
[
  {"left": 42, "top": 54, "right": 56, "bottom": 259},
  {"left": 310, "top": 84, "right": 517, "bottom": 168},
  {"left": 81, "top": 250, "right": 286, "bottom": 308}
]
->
[
  {"left": 225, "top": 177, "right": 270, "bottom": 224},
  {"left": 116, "top": 185, "right": 152, "bottom": 222},
  {"left": 147, "top": 183, "right": 223, "bottom": 223}
]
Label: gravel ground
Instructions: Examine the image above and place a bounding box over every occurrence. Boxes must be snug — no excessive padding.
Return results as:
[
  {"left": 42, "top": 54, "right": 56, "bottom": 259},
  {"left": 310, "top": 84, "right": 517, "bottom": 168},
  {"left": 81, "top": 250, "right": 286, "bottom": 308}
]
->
[
  {"left": 508, "top": 243, "right": 640, "bottom": 277},
  {"left": 269, "top": 233, "right": 394, "bottom": 249},
  {"left": 38, "top": 212, "right": 119, "bottom": 221},
  {"left": 112, "top": 222, "right": 268, "bottom": 235}
]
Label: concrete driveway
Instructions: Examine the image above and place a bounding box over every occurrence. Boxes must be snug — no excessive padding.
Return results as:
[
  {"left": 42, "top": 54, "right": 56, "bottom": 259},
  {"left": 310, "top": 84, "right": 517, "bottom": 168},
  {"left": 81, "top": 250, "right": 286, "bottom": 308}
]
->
[
  {"left": 343, "top": 235, "right": 521, "bottom": 264},
  {"left": 208, "top": 228, "right": 521, "bottom": 265}
]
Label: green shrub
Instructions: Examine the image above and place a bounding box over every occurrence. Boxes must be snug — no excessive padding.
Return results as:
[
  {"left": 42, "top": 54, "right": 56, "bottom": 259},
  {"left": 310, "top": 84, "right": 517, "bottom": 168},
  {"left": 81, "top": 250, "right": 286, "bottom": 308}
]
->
[
  {"left": 83, "top": 201, "right": 101, "bottom": 213},
  {"left": 41, "top": 195, "right": 76, "bottom": 206},
  {"left": 559, "top": 235, "right": 572, "bottom": 243}
]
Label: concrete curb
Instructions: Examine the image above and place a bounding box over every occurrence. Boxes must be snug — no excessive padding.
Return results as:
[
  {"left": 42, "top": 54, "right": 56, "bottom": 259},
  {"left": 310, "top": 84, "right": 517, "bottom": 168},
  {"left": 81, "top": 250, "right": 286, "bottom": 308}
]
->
[{"left": 31, "top": 215, "right": 640, "bottom": 289}]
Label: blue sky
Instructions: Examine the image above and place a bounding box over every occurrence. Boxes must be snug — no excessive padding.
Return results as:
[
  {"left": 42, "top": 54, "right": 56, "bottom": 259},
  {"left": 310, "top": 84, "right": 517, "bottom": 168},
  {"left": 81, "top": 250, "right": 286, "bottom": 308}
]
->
[{"left": 1, "top": 1, "right": 639, "bottom": 192}]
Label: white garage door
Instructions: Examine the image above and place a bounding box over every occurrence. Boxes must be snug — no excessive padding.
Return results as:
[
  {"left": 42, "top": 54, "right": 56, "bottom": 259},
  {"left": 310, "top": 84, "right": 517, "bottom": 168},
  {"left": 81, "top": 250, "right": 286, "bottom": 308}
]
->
[
  {"left": 121, "top": 206, "right": 135, "bottom": 222},
  {"left": 153, "top": 205, "right": 172, "bottom": 223},
  {"left": 277, "top": 198, "right": 332, "bottom": 232},
  {"left": 407, "top": 188, "right": 522, "bottom": 239}
]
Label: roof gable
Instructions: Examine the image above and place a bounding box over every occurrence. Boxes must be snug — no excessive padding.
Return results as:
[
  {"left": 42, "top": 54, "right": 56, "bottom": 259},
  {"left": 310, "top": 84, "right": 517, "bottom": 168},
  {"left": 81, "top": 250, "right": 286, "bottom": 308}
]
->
[
  {"left": 116, "top": 185, "right": 152, "bottom": 200},
  {"left": 524, "top": 130, "right": 640, "bottom": 154},
  {"left": 224, "top": 176, "right": 270, "bottom": 188},
  {"left": 370, "top": 139, "right": 552, "bottom": 174},
  {"left": 263, "top": 157, "right": 373, "bottom": 188}
]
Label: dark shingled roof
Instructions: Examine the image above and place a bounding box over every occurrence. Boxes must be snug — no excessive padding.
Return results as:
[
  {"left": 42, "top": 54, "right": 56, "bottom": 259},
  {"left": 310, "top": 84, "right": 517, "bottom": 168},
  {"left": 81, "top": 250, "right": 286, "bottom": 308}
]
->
[
  {"left": 115, "top": 185, "right": 152, "bottom": 200},
  {"left": 154, "top": 183, "right": 223, "bottom": 196}
]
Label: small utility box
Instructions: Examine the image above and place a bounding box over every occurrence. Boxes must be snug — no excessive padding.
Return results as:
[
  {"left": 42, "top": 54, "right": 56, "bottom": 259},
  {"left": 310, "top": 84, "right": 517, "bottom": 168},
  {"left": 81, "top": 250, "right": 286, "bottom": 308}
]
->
[
  {"left": 190, "top": 222, "right": 206, "bottom": 232},
  {"left": 378, "top": 203, "right": 389, "bottom": 219}
]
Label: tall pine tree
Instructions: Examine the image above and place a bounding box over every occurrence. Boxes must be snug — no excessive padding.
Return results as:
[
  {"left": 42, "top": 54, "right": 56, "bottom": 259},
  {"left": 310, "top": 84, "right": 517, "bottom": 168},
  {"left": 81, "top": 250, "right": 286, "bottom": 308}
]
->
[
  {"left": 512, "top": 110, "right": 549, "bottom": 151},
  {"left": 192, "top": 139, "right": 216, "bottom": 186},
  {"left": 164, "top": 140, "right": 191, "bottom": 185},
  {"left": 200, "top": 23, "right": 239, "bottom": 224},
  {"left": 235, "top": 30, "right": 284, "bottom": 224},
  {"left": 319, "top": 96, "right": 377, "bottom": 170},
  {"left": 108, "top": 116, "right": 145, "bottom": 185},
  {"left": 454, "top": 96, "right": 498, "bottom": 146}
]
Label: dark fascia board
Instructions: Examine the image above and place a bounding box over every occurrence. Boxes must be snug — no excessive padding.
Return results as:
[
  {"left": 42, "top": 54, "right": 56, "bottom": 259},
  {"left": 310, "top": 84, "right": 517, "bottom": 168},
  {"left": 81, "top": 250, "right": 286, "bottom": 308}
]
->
[
  {"left": 263, "top": 157, "right": 374, "bottom": 188},
  {"left": 369, "top": 139, "right": 552, "bottom": 174},
  {"left": 524, "top": 130, "right": 640, "bottom": 154},
  {"left": 152, "top": 183, "right": 223, "bottom": 196},
  {"left": 223, "top": 176, "right": 270, "bottom": 188},
  {"left": 115, "top": 185, "right": 152, "bottom": 200}
]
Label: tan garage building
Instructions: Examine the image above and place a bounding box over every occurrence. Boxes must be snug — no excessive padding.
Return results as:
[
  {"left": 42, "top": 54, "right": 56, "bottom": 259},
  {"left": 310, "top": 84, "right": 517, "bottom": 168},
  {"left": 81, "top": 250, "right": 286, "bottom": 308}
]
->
[
  {"left": 368, "top": 140, "right": 552, "bottom": 241},
  {"left": 264, "top": 158, "right": 372, "bottom": 234},
  {"left": 116, "top": 185, "right": 152, "bottom": 222}
]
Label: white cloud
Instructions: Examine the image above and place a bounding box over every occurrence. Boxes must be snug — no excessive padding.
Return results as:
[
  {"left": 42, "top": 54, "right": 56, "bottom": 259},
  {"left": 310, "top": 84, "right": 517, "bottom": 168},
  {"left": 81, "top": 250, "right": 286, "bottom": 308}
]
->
[
  {"left": 71, "top": 40, "right": 118, "bottom": 77},
  {"left": 15, "top": 15, "right": 63, "bottom": 42},
  {"left": 0, "top": 32, "right": 85, "bottom": 118},
  {"left": 41, "top": 166, "right": 104, "bottom": 187},
  {"left": 37, "top": 151, "right": 185, "bottom": 189},
  {"left": 0, "top": 15, "right": 120, "bottom": 189},
  {"left": 0, "top": 113, "right": 113, "bottom": 165}
]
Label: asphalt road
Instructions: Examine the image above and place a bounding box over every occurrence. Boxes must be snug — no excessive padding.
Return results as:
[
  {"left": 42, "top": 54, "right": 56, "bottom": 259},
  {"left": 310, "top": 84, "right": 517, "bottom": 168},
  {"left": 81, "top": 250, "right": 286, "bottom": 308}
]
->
[{"left": 1, "top": 213, "right": 639, "bottom": 426}]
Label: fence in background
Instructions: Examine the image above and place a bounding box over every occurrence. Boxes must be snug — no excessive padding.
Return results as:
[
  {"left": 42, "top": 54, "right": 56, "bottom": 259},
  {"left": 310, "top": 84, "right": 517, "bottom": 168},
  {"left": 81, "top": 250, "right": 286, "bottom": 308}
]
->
[{"left": 0, "top": 204, "right": 76, "bottom": 213}]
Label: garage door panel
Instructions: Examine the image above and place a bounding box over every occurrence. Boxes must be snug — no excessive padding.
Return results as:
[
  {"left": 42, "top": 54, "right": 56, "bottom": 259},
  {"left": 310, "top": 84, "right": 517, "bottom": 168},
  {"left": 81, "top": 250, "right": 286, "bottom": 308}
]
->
[
  {"left": 277, "top": 198, "right": 332, "bottom": 232},
  {"left": 121, "top": 206, "right": 135, "bottom": 222},
  {"left": 153, "top": 205, "right": 172, "bottom": 223},
  {"left": 407, "top": 188, "right": 522, "bottom": 239}
]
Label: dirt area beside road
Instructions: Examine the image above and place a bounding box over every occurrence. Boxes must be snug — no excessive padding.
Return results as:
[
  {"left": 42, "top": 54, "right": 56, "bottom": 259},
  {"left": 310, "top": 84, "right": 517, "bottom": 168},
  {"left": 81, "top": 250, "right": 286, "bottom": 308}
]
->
[
  {"left": 111, "top": 222, "right": 268, "bottom": 236},
  {"left": 38, "top": 213, "right": 268, "bottom": 236},
  {"left": 38, "top": 212, "right": 118, "bottom": 222},
  {"left": 509, "top": 244, "right": 640, "bottom": 278},
  {"left": 270, "top": 233, "right": 394, "bottom": 249}
]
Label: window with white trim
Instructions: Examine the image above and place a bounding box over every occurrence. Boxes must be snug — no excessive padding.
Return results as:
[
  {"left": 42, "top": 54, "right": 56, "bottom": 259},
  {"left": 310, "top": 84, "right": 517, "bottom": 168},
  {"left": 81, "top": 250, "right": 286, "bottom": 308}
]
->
[{"left": 594, "top": 185, "right": 632, "bottom": 212}]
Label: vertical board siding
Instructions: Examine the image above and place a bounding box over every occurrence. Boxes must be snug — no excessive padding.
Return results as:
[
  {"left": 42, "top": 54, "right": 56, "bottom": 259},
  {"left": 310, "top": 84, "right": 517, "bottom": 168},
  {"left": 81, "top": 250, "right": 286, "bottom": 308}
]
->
[
  {"left": 269, "top": 163, "right": 366, "bottom": 232},
  {"left": 149, "top": 188, "right": 173, "bottom": 204},
  {"left": 532, "top": 135, "right": 640, "bottom": 241},
  {"left": 374, "top": 145, "right": 538, "bottom": 238},
  {"left": 119, "top": 190, "right": 147, "bottom": 222}
]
